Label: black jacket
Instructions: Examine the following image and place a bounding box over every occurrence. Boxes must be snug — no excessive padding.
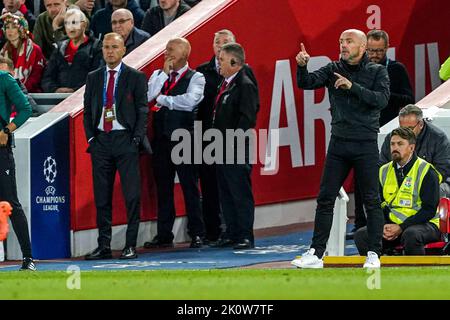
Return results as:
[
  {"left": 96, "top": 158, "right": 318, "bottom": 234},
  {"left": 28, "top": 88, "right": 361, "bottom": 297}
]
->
[
  {"left": 125, "top": 27, "right": 150, "bottom": 56},
  {"left": 196, "top": 56, "right": 222, "bottom": 129},
  {"left": 297, "top": 54, "right": 390, "bottom": 141},
  {"left": 213, "top": 65, "right": 259, "bottom": 133},
  {"left": 41, "top": 34, "right": 102, "bottom": 93},
  {"left": 380, "top": 120, "right": 450, "bottom": 186},
  {"left": 91, "top": 0, "right": 145, "bottom": 39},
  {"left": 379, "top": 57, "right": 415, "bottom": 126},
  {"left": 83, "top": 63, "right": 148, "bottom": 144},
  {"left": 141, "top": 2, "right": 191, "bottom": 36}
]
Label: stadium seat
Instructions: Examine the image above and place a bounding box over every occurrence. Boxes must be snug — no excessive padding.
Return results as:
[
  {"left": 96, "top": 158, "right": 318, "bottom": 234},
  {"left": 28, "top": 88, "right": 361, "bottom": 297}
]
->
[{"left": 391, "top": 197, "right": 450, "bottom": 255}]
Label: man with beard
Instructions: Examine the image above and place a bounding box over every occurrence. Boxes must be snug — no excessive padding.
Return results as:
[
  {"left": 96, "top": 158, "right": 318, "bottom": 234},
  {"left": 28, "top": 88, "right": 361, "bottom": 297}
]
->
[
  {"left": 354, "top": 127, "right": 441, "bottom": 256},
  {"left": 291, "top": 29, "right": 389, "bottom": 269}
]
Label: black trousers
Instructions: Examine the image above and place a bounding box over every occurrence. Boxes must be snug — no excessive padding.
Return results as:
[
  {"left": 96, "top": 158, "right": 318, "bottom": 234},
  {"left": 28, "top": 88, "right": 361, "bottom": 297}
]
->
[
  {"left": 216, "top": 163, "right": 254, "bottom": 243},
  {"left": 353, "top": 176, "right": 368, "bottom": 230},
  {"left": 311, "top": 136, "right": 384, "bottom": 258},
  {"left": 90, "top": 131, "right": 141, "bottom": 248},
  {"left": 0, "top": 147, "right": 32, "bottom": 258},
  {"left": 354, "top": 223, "right": 441, "bottom": 255},
  {"left": 152, "top": 135, "right": 204, "bottom": 241},
  {"left": 199, "top": 162, "right": 222, "bottom": 241}
]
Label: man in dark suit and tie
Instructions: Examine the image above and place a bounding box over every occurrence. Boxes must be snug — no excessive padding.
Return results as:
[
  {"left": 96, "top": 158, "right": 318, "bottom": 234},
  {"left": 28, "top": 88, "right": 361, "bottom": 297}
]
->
[
  {"left": 195, "top": 29, "right": 236, "bottom": 244},
  {"left": 213, "top": 43, "right": 259, "bottom": 249},
  {"left": 83, "top": 32, "right": 148, "bottom": 260}
]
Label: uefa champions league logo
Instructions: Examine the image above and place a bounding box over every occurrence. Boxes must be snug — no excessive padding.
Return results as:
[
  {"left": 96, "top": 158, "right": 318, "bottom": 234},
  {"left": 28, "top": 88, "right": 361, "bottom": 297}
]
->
[{"left": 43, "top": 156, "right": 57, "bottom": 184}]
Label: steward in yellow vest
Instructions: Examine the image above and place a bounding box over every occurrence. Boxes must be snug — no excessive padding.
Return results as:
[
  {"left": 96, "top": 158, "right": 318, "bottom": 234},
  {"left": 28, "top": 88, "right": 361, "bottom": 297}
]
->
[{"left": 355, "top": 127, "right": 441, "bottom": 255}]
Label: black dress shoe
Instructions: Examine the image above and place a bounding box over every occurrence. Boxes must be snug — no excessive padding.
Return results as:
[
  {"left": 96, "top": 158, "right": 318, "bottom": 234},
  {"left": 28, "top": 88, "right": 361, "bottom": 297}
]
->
[
  {"left": 211, "top": 238, "right": 235, "bottom": 248},
  {"left": 120, "top": 247, "right": 137, "bottom": 259},
  {"left": 144, "top": 236, "right": 174, "bottom": 248},
  {"left": 233, "top": 239, "right": 254, "bottom": 250},
  {"left": 85, "top": 247, "right": 112, "bottom": 260},
  {"left": 190, "top": 236, "right": 203, "bottom": 248}
]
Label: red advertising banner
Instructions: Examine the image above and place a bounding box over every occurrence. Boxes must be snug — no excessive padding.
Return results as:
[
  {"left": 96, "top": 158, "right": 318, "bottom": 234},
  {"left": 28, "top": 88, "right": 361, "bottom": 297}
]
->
[{"left": 63, "top": 0, "right": 450, "bottom": 230}]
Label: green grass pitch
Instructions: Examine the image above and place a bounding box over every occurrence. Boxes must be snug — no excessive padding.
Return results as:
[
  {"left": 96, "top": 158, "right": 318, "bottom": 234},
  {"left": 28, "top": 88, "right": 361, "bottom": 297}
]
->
[{"left": 1, "top": 268, "right": 449, "bottom": 299}]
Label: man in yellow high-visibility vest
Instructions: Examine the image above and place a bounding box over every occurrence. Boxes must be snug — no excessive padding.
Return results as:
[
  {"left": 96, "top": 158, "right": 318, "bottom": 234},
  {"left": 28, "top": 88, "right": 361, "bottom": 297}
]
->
[{"left": 355, "top": 127, "right": 441, "bottom": 255}]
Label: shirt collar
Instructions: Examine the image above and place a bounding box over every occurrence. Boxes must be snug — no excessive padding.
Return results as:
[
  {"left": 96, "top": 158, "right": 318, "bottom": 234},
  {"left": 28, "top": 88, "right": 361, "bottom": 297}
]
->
[
  {"left": 225, "top": 71, "right": 239, "bottom": 84},
  {"left": 171, "top": 63, "right": 189, "bottom": 77},
  {"left": 396, "top": 153, "right": 416, "bottom": 170},
  {"left": 106, "top": 62, "right": 122, "bottom": 73}
]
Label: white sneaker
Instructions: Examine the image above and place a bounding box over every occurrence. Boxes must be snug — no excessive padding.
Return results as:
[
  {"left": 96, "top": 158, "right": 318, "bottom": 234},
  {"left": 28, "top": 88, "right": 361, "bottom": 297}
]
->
[
  {"left": 363, "top": 251, "right": 381, "bottom": 268},
  {"left": 291, "top": 248, "right": 324, "bottom": 269}
]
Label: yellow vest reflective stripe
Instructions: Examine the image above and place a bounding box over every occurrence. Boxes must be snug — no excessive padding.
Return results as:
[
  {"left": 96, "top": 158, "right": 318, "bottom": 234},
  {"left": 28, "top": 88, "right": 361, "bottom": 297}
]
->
[{"left": 379, "top": 157, "right": 441, "bottom": 228}]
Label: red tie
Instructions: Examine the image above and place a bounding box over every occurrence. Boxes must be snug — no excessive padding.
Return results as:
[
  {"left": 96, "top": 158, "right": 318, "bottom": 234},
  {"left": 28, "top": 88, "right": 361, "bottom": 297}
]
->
[
  {"left": 103, "top": 70, "right": 116, "bottom": 133},
  {"left": 215, "top": 81, "right": 228, "bottom": 106},
  {"left": 163, "top": 71, "right": 178, "bottom": 94},
  {"left": 212, "top": 80, "right": 228, "bottom": 121}
]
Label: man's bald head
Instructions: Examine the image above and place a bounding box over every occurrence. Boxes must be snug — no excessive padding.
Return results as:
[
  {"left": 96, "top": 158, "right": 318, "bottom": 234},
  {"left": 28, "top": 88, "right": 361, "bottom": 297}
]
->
[
  {"left": 164, "top": 37, "right": 192, "bottom": 71},
  {"left": 167, "top": 37, "right": 191, "bottom": 59},
  {"left": 339, "top": 29, "right": 367, "bottom": 65},
  {"left": 104, "top": 32, "right": 125, "bottom": 46},
  {"left": 341, "top": 29, "right": 367, "bottom": 46}
]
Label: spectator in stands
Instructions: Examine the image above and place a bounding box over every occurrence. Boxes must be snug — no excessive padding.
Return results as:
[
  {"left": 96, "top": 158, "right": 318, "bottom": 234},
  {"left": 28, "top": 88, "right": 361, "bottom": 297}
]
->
[
  {"left": 111, "top": 8, "right": 149, "bottom": 56},
  {"left": 195, "top": 29, "right": 235, "bottom": 244},
  {"left": 1, "top": 0, "right": 36, "bottom": 31},
  {"left": 379, "top": 104, "right": 450, "bottom": 197},
  {"left": 83, "top": 33, "right": 148, "bottom": 260},
  {"left": 291, "top": 29, "right": 389, "bottom": 269},
  {"left": 0, "top": 13, "right": 45, "bottom": 92},
  {"left": 144, "top": 37, "right": 206, "bottom": 249},
  {"left": 355, "top": 127, "right": 441, "bottom": 256},
  {"left": 440, "top": 55, "right": 450, "bottom": 81},
  {"left": 91, "top": 0, "right": 144, "bottom": 39},
  {"left": 41, "top": 8, "right": 102, "bottom": 93},
  {"left": 0, "top": 56, "right": 35, "bottom": 270},
  {"left": 347, "top": 29, "right": 415, "bottom": 240},
  {"left": 212, "top": 43, "right": 260, "bottom": 250},
  {"left": 0, "top": 55, "right": 40, "bottom": 116},
  {"left": 33, "top": 0, "right": 67, "bottom": 60},
  {"left": 141, "top": 0, "right": 190, "bottom": 37}
]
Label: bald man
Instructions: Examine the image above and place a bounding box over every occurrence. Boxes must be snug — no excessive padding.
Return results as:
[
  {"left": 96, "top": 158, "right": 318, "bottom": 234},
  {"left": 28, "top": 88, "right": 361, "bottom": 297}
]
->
[
  {"left": 83, "top": 33, "right": 148, "bottom": 260},
  {"left": 291, "top": 29, "right": 390, "bottom": 269},
  {"left": 145, "top": 37, "right": 206, "bottom": 249},
  {"left": 111, "top": 8, "right": 150, "bottom": 56}
]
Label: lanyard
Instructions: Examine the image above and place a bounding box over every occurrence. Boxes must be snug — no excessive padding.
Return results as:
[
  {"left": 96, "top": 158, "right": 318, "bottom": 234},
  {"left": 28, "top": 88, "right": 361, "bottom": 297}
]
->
[
  {"left": 162, "top": 69, "right": 189, "bottom": 95},
  {"left": 103, "top": 64, "right": 123, "bottom": 106}
]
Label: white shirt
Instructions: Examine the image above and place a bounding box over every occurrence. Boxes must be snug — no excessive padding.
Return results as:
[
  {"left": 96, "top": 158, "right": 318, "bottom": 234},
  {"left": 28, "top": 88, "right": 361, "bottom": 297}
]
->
[
  {"left": 225, "top": 71, "right": 239, "bottom": 84},
  {"left": 97, "top": 63, "right": 126, "bottom": 131},
  {"left": 147, "top": 63, "right": 205, "bottom": 112}
]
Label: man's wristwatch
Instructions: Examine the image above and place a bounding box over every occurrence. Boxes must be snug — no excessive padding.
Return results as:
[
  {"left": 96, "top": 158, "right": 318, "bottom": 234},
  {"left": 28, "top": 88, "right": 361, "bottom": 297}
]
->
[{"left": 2, "top": 127, "right": 10, "bottom": 135}]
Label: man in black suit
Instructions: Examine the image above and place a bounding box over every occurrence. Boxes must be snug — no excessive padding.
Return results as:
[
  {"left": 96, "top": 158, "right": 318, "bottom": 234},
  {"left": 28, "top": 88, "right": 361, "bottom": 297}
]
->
[
  {"left": 195, "top": 29, "right": 235, "bottom": 244},
  {"left": 213, "top": 43, "right": 259, "bottom": 249},
  {"left": 83, "top": 32, "right": 148, "bottom": 260},
  {"left": 144, "top": 37, "right": 206, "bottom": 249}
]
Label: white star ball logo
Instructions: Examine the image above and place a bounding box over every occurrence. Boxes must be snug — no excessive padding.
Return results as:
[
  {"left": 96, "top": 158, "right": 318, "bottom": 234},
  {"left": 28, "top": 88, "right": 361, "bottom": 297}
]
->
[{"left": 43, "top": 156, "right": 57, "bottom": 184}]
